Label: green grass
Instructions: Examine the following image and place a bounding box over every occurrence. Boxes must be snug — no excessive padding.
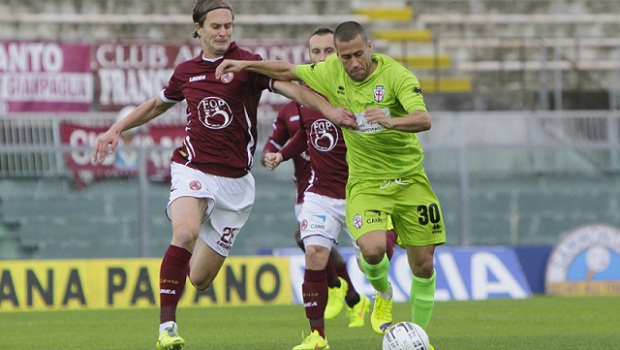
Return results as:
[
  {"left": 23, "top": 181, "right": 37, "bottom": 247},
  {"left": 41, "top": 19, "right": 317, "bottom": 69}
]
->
[{"left": 3, "top": 296, "right": 619, "bottom": 349}]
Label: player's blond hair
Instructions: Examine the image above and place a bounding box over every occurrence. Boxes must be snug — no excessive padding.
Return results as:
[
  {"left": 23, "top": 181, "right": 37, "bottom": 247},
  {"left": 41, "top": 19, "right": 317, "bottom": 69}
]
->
[{"left": 192, "top": 0, "right": 234, "bottom": 38}]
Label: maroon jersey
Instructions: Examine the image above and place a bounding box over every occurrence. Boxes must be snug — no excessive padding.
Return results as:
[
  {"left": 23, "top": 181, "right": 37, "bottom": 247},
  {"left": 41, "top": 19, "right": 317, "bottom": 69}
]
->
[
  {"left": 262, "top": 100, "right": 312, "bottom": 204},
  {"left": 162, "top": 42, "right": 274, "bottom": 178},
  {"left": 280, "top": 100, "right": 348, "bottom": 199}
]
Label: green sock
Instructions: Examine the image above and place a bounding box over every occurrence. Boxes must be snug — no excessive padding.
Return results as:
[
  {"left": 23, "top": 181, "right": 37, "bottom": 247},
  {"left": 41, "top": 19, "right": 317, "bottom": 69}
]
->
[
  {"left": 411, "top": 270, "right": 436, "bottom": 329},
  {"left": 360, "top": 254, "right": 390, "bottom": 293}
]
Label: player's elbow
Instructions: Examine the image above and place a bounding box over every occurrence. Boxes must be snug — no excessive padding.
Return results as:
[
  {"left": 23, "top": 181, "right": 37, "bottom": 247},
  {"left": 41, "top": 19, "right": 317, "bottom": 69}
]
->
[{"left": 419, "top": 112, "right": 432, "bottom": 131}]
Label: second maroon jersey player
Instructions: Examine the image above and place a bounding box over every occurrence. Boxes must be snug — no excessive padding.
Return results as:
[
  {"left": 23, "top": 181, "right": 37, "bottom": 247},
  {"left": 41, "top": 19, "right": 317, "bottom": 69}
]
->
[{"left": 262, "top": 100, "right": 312, "bottom": 206}]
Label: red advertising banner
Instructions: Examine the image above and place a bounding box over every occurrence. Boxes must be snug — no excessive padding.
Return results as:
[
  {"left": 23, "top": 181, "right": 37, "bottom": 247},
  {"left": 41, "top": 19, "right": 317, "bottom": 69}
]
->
[
  {"left": 93, "top": 41, "right": 310, "bottom": 112},
  {"left": 0, "top": 42, "right": 93, "bottom": 112},
  {"left": 60, "top": 122, "right": 185, "bottom": 187}
]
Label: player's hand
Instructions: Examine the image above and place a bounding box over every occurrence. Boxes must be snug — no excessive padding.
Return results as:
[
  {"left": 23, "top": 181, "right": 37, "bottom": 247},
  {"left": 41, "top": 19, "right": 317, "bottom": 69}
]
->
[
  {"left": 364, "top": 108, "right": 393, "bottom": 129},
  {"left": 215, "top": 59, "right": 245, "bottom": 80},
  {"left": 326, "top": 107, "right": 357, "bottom": 129},
  {"left": 92, "top": 128, "right": 121, "bottom": 164},
  {"left": 263, "top": 152, "right": 283, "bottom": 171}
]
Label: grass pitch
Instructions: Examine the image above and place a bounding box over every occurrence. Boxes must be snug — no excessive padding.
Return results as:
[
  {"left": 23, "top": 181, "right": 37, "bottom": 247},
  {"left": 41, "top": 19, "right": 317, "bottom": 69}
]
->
[{"left": 3, "top": 295, "right": 618, "bottom": 349}]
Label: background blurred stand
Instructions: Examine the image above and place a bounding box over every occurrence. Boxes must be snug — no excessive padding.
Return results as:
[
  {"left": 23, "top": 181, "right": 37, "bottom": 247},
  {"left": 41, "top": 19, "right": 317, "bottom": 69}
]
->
[{"left": 0, "top": 197, "right": 39, "bottom": 260}]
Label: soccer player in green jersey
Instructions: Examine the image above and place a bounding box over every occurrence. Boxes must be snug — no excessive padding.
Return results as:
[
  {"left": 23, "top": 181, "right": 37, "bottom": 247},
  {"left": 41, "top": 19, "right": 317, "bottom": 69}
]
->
[{"left": 217, "top": 20, "right": 445, "bottom": 345}]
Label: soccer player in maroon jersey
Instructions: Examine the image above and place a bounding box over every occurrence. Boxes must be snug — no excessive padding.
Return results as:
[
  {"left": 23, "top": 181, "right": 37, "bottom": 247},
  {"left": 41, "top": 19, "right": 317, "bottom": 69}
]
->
[
  {"left": 261, "top": 28, "right": 367, "bottom": 327},
  {"left": 92, "top": 2, "right": 354, "bottom": 350},
  {"left": 262, "top": 28, "right": 397, "bottom": 350}
]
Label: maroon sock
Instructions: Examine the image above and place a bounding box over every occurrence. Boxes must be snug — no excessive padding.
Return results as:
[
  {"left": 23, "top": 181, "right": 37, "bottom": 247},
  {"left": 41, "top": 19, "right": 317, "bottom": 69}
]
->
[
  {"left": 325, "top": 256, "right": 339, "bottom": 288},
  {"left": 302, "top": 269, "right": 327, "bottom": 338},
  {"left": 336, "top": 264, "right": 357, "bottom": 299},
  {"left": 159, "top": 245, "right": 192, "bottom": 324},
  {"left": 386, "top": 229, "right": 397, "bottom": 261}
]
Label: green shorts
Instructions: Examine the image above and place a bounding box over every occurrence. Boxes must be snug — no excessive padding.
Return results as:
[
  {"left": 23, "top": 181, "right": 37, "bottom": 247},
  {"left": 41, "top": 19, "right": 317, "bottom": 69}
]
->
[{"left": 345, "top": 171, "right": 446, "bottom": 247}]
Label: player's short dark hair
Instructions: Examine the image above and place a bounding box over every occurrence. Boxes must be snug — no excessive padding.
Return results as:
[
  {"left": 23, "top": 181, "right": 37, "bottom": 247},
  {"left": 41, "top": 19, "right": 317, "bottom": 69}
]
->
[
  {"left": 192, "top": 0, "right": 234, "bottom": 38},
  {"left": 334, "top": 21, "right": 368, "bottom": 43},
  {"left": 310, "top": 27, "right": 334, "bottom": 39}
]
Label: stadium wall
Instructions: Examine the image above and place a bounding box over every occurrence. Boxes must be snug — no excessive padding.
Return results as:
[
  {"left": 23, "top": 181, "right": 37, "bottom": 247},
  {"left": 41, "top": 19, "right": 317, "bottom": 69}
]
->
[{"left": 0, "top": 247, "right": 536, "bottom": 312}]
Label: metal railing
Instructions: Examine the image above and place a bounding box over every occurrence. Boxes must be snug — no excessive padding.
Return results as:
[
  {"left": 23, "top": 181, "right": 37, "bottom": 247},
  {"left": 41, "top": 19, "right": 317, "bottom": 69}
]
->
[{"left": 1, "top": 111, "right": 619, "bottom": 259}]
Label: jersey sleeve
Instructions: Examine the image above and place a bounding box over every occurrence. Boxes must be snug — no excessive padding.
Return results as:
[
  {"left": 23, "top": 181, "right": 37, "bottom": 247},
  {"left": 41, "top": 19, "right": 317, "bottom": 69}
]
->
[
  {"left": 395, "top": 68, "right": 427, "bottom": 113},
  {"left": 294, "top": 61, "right": 333, "bottom": 100},
  {"left": 280, "top": 123, "right": 308, "bottom": 161},
  {"left": 160, "top": 65, "right": 186, "bottom": 103},
  {"left": 243, "top": 51, "right": 275, "bottom": 93},
  {"left": 262, "top": 108, "right": 290, "bottom": 153}
]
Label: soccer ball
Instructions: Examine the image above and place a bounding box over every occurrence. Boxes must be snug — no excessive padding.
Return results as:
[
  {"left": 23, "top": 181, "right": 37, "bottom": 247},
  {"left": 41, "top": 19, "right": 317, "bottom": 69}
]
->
[{"left": 382, "top": 322, "right": 430, "bottom": 350}]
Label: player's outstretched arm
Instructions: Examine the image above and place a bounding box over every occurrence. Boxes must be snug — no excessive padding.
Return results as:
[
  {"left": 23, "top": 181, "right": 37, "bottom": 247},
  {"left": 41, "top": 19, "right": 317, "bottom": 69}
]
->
[
  {"left": 92, "top": 96, "right": 174, "bottom": 164},
  {"left": 272, "top": 81, "right": 357, "bottom": 129},
  {"left": 215, "top": 59, "right": 299, "bottom": 81}
]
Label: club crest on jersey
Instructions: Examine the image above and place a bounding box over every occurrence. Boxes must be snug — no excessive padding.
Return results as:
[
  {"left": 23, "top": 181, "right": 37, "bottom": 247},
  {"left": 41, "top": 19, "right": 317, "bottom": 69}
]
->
[
  {"left": 353, "top": 214, "right": 363, "bottom": 229},
  {"left": 373, "top": 85, "right": 386, "bottom": 102},
  {"left": 189, "top": 180, "right": 202, "bottom": 191}
]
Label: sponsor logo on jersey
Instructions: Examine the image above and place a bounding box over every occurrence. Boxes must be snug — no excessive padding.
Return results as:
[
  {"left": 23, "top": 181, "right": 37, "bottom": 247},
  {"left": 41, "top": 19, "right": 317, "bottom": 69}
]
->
[
  {"left": 310, "top": 119, "right": 338, "bottom": 152},
  {"left": 364, "top": 210, "right": 386, "bottom": 225},
  {"left": 189, "top": 75, "right": 206, "bottom": 82},
  {"left": 160, "top": 289, "right": 176, "bottom": 295},
  {"left": 197, "top": 97, "right": 234, "bottom": 129}
]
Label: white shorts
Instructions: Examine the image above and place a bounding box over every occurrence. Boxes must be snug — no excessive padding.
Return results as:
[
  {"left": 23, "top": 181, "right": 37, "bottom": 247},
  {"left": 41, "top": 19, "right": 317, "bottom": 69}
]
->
[
  {"left": 166, "top": 162, "right": 255, "bottom": 257},
  {"left": 299, "top": 192, "right": 357, "bottom": 253},
  {"left": 294, "top": 203, "right": 303, "bottom": 221}
]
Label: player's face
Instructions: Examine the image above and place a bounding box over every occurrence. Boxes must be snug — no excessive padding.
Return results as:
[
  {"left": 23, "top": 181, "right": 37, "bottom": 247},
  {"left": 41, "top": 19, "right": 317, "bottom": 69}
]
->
[
  {"left": 308, "top": 34, "right": 336, "bottom": 63},
  {"left": 195, "top": 9, "right": 233, "bottom": 58},
  {"left": 336, "top": 34, "right": 373, "bottom": 82}
]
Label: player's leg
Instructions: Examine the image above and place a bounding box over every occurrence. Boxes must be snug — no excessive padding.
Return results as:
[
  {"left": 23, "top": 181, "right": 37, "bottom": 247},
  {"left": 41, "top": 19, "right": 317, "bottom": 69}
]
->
[
  {"left": 157, "top": 196, "right": 208, "bottom": 350},
  {"left": 393, "top": 171, "right": 446, "bottom": 330},
  {"left": 188, "top": 239, "right": 226, "bottom": 290},
  {"left": 324, "top": 250, "right": 347, "bottom": 319},
  {"left": 346, "top": 179, "right": 395, "bottom": 334},
  {"left": 328, "top": 247, "right": 370, "bottom": 327},
  {"left": 357, "top": 230, "right": 393, "bottom": 334},
  {"left": 294, "top": 242, "right": 331, "bottom": 350},
  {"left": 293, "top": 193, "right": 341, "bottom": 350},
  {"left": 157, "top": 164, "right": 215, "bottom": 350},
  {"left": 385, "top": 215, "right": 400, "bottom": 260},
  {"left": 406, "top": 244, "right": 437, "bottom": 329}
]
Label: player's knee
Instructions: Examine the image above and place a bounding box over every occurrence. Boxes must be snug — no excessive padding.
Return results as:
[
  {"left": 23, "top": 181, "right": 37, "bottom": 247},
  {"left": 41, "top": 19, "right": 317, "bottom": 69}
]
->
[
  {"left": 189, "top": 273, "right": 214, "bottom": 291},
  {"left": 172, "top": 225, "right": 200, "bottom": 248},
  {"left": 361, "top": 251, "right": 384, "bottom": 265},
  {"left": 305, "top": 245, "right": 329, "bottom": 269},
  {"left": 411, "top": 258, "right": 435, "bottom": 279},
  {"left": 359, "top": 244, "right": 385, "bottom": 264}
]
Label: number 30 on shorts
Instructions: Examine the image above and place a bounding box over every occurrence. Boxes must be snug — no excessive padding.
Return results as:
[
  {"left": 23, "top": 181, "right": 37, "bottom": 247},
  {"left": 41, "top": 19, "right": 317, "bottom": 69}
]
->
[{"left": 417, "top": 203, "right": 441, "bottom": 225}]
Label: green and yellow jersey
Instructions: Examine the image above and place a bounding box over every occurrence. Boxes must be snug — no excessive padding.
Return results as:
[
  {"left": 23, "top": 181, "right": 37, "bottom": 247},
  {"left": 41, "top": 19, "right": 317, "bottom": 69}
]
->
[{"left": 296, "top": 53, "right": 427, "bottom": 180}]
